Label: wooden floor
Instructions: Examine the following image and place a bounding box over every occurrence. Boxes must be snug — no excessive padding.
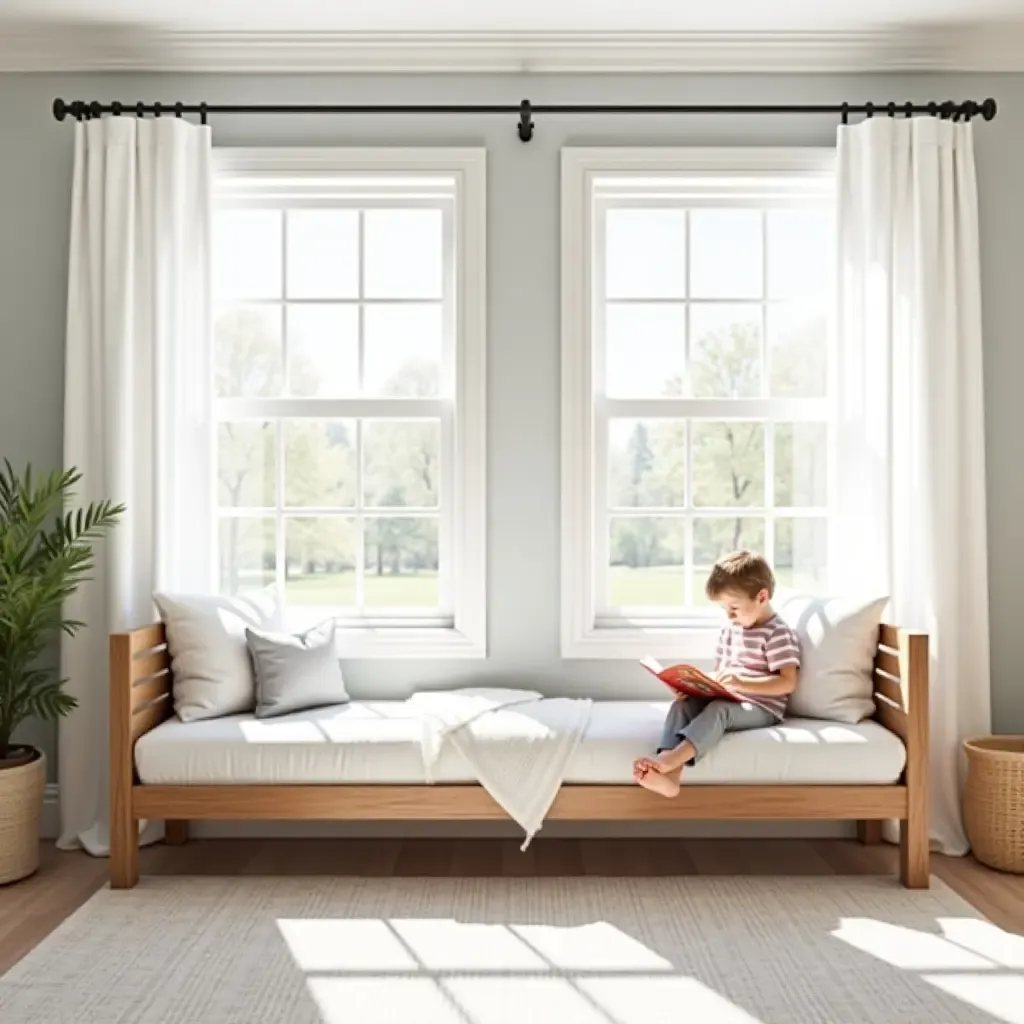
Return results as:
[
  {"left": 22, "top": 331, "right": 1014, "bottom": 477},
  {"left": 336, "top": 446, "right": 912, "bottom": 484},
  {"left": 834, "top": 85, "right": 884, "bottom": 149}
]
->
[{"left": 2, "top": 838, "right": 1023, "bottom": 979}]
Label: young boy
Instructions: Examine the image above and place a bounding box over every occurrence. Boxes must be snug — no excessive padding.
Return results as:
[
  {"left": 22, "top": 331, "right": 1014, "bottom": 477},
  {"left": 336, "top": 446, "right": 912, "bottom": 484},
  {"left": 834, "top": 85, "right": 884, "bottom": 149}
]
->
[{"left": 634, "top": 550, "right": 801, "bottom": 798}]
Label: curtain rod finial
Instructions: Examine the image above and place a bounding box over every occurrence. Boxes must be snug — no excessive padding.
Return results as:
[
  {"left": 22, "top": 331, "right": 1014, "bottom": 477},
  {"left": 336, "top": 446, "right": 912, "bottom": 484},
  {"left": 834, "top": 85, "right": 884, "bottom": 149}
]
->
[
  {"left": 982, "top": 98, "right": 998, "bottom": 121},
  {"left": 52, "top": 98, "right": 68, "bottom": 122}
]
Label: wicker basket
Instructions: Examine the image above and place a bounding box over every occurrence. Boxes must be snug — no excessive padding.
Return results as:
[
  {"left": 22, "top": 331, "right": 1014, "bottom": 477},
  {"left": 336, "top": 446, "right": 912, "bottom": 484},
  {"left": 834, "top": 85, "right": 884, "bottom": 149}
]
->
[
  {"left": 0, "top": 750, "right": 46, "bottom": 885},
  {"left": 963, "top": 736, "right": 1024, "bottom": 874}
]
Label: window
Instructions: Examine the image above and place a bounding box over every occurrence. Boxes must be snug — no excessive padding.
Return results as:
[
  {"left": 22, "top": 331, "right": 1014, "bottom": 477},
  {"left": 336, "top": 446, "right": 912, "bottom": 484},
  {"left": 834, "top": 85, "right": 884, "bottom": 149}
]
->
[
  {"left": 212, "top": 149, "right": 486, "bottom": 657},
  {"left": 561, "top": 148, "right": 835, "bottom": 658}
]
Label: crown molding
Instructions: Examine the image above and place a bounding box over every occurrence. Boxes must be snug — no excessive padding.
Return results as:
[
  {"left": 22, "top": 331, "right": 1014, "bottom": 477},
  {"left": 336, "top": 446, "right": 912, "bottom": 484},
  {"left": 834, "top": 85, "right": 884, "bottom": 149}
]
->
[{"left": 2, "top": 27, "right": 1023, "bottom": 74}]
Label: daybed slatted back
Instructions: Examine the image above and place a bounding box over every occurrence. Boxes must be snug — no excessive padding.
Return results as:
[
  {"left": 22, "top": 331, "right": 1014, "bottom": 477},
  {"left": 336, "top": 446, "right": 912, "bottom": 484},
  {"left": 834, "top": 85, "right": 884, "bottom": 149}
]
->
[
  {"left": 110, "top": 620, "right": 929, "bottom": 767},
  {"left": 110, "top": 624, "right": 171, "bottom": 787},
  {"left": 872, "top": 625, "right": 929, "bottom": 745}
]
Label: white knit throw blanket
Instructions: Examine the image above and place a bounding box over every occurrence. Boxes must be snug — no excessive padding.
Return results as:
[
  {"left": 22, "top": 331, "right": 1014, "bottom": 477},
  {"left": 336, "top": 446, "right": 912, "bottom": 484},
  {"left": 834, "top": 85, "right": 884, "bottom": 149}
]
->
[{"left": 408, "top": 688, "right": 593, "bottom": 849}]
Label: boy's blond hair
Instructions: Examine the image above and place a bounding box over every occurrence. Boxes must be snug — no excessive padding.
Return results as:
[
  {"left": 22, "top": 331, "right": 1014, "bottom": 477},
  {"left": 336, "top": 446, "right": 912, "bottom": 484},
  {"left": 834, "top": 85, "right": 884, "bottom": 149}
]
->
[{"left": 705, "top": 550, "right": 775, "bottom": 601}]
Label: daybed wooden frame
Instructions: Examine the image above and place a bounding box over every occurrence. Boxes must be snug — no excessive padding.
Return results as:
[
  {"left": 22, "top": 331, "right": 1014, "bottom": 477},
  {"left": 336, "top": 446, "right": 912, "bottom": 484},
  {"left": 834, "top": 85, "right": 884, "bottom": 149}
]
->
[{"left": 109, "top": 622, "right": 930, "bottom": 889}]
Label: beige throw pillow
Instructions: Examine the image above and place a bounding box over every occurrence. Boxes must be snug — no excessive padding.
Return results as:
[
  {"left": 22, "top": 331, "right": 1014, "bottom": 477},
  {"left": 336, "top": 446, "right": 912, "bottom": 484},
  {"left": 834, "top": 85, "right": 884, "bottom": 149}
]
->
[
  {"left": 154, "top": 590, "right": 280, "bottom": 721},
  {"left": 777, "top": 593, "right": 889, "bottom": 724}
]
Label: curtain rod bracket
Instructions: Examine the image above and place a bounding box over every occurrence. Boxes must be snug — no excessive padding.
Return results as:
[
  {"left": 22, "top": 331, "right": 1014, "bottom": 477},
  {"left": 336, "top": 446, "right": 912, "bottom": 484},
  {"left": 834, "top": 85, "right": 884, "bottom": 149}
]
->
[{"left": 518, "top": 100, "right": 534, "bottom": 143}]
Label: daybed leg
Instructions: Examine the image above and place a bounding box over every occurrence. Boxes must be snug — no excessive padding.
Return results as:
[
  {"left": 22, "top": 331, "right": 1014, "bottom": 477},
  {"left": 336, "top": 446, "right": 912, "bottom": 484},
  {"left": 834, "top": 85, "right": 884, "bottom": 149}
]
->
[
  {"left": 857, "top": 820, "right": 882, "bottom": 845},
  {"left": 165, "top": 820, "right": 189, "bottom": 846},
  {"left": 898, "top": 630, "right": 930, "bottom": 889},
  {"left": 110, "top": 630, "right": 140, "bottom": 889},
  {"left": 899, "top": 814, "right": 929, "bottom": 889},
  {"left": 110, "top": 805, "right": 139, "bottom": 889}
]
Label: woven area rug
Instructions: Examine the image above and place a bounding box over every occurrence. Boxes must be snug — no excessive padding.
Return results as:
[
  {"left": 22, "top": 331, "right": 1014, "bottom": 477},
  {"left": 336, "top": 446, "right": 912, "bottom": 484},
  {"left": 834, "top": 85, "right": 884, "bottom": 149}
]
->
[{"left": 2, "top": 875, "right": 1023, "bottom": 1023}]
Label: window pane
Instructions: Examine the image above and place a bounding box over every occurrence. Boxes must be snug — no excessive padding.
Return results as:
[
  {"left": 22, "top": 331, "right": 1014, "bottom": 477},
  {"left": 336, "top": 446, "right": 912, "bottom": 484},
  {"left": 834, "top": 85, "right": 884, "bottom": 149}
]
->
[
  {"left": 287, "top": 305, "right": 360, "bottom": 397},
  {"left": 690, "top": 210, "right": 762, "bottom": 299},
  {"left": 774, "top": 517, "right": 828, "bottom": 593},
  {"left": 774, "top": 423, "right": 827, "bottom": 507},
  {"left": 364, "top": 209, "right": 443, "bottom": 299},
  {"left": 689, "top": 304, "right": 762, "bottom": 398},
  {"left": 767, "top": 208, "right": 832, "bottom": 300},
  {"left": 283, "top": 419, "right": 356, "bottom": 508},
  {"left": 218, "top": 422, "right": 276, "bottom": 507},
  {"left": 364, "top": 517, "right": 439, "bottom": 607},
  {"left": 286, "top": 209, "right": 359, "bottom": 299},
  {"left": 768, "top": 304, "right": 827, "bottom": 398},
  {"left": 608, "top": 517, "right": 686, "bottom": 607},
  {"left": 363, "top": 304, "right": 442, "bottom": 396},
  {"left": 363, "top": 420, "right": 440, "bottom": 508},
  {"left": 693, "top": 517, "right": 766, "bottom": 605},
  {"left": 215, "top": 305, "right": 283, "bottom": 397},
  {"left": 605, "top": 304, "right": 685, "bottom": 398},
  {"left": 692, "top": 422, "right": 765, "bottom": 507},
  {"left": 214, "top": 209, "right": 281, "bottom": 300},
  {"left": 608, "top": 419, "right": 686, "bottom": 508},
  {"left": 286, "top": 516, "right": 357, "bottom": 607},
  {"left": 605, "top": 209, "right": 686, "bottom": 299},
  {"left": 219, "top": 517, "right": 276, "bottom": 597}
]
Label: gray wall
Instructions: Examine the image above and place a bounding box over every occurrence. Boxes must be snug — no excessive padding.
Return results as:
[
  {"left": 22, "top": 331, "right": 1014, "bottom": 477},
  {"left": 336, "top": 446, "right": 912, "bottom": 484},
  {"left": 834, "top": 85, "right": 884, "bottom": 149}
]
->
[{"left": 2, "top": 72, "right": 1022, "bottom": 781}]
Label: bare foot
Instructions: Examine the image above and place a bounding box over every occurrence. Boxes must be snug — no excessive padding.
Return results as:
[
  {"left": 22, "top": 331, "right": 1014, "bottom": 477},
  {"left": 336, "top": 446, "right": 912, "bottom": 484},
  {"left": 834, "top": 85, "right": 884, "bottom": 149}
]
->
[
  {"left": 637, "top": 767, "right": 681, "bottom": 798},
  {"left": 653, "top": 747, "right": 691, "bottom": 772},
  {"left": 633, "top": 756, "right": 659, "bottom": 781}
]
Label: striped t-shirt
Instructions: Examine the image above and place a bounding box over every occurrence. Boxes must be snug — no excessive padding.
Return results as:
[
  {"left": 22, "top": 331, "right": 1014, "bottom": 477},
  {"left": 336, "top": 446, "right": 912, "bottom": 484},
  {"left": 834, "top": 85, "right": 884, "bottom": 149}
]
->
[{"left": 714, "top": 614, "right": 802, "bottom": 720}]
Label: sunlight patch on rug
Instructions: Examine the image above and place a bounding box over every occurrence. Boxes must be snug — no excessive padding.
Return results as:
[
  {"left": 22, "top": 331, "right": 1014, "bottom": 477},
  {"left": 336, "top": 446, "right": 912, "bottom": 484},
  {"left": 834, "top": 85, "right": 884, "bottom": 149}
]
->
[{"left": 1, "top": 875, "right": 1021, "bottom": 1023}]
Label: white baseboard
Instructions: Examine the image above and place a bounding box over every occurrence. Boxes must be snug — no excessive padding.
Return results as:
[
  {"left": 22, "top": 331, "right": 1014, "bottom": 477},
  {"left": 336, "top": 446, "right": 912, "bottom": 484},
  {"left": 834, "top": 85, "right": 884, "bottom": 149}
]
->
[
  {"left": 41, "top": 783, "right": 60, "bottom": 840},
  {"left": 39, "top": 785, "right": 855, "bottom": 841}
]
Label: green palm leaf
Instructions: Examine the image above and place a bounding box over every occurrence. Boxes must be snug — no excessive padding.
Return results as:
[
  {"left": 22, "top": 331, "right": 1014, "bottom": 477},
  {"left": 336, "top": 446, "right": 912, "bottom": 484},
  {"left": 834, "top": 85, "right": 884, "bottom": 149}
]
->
[{"left": 0, "top": 462, "right": 121, "bottom": 759}]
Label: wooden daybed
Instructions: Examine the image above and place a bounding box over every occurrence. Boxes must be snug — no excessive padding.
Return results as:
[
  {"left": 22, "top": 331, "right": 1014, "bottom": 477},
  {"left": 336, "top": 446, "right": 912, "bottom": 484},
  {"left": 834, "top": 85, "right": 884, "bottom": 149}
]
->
[{"left": 109, "top": 622, "right": 929, "bottom": 890}]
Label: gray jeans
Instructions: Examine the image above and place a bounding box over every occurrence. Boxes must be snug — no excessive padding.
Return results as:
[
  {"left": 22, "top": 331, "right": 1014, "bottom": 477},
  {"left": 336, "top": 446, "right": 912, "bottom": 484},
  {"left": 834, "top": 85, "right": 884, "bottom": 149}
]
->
[{"left": 658, "top": 696, "right": 777, "bottom": 764}]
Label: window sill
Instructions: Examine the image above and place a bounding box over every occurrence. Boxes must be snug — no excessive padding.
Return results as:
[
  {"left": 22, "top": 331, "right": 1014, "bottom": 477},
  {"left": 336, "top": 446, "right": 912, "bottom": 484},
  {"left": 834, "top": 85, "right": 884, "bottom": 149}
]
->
[
  {"left": 562, "top": 625, "right": 720, "bottom": 661},
  {"left": 333, "top": 625, "right": 487, "bottom": 660}
]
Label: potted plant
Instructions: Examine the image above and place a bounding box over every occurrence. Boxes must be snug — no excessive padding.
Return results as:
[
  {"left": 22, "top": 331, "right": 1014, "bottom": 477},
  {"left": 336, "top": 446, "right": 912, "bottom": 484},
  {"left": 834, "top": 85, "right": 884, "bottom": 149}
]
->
[{"left": 0, "top": 461, "right": 122, "bottom": 884}]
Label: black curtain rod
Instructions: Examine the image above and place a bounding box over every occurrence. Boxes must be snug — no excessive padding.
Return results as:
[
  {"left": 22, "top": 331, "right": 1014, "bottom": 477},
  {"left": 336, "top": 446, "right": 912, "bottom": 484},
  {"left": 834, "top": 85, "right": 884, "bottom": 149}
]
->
[{"left": 52, "top": 97, "right": 998, "bottom": 143}]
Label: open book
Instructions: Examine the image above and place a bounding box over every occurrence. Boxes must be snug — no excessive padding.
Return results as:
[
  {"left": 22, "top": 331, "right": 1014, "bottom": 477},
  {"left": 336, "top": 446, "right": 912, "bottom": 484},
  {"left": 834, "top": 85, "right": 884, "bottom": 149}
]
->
[
  {"left": 638, "top": 655, "right": 778, "bottom": 712},
  {"left": 639, "top": 656, "right": 745, "bottom": 701}
]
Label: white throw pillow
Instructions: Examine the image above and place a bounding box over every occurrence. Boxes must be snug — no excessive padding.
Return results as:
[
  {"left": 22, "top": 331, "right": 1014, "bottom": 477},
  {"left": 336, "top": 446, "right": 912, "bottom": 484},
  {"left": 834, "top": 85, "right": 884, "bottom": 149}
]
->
[
  {"left": 154, "top": 591, "right": 280, "bottom": 722},
  {"left": 777, "top": 592, "right": 889, "bottom": 724}
]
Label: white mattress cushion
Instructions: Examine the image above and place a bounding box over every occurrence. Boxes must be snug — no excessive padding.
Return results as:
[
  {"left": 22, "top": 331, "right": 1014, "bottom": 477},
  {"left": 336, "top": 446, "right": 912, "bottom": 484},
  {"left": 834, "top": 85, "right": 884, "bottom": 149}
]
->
[{"left": 135, "top": 700, "right": 906, "bottom": 786}]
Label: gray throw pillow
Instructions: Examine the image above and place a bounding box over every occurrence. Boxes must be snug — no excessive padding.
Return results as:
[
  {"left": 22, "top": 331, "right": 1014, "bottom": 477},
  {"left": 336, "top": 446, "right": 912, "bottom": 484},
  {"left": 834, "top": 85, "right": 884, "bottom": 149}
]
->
[{"left": 245, "top": 619, "right": 349, "bottom": 719}]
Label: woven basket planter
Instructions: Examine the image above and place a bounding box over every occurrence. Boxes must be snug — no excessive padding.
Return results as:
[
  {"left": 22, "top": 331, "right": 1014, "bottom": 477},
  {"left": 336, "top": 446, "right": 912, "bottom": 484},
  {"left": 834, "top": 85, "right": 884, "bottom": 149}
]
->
[
  {"left": 963, "top": 736, "right": 1024, "bottom": 874},
  {"left": 0, "top": 749, "right": 46, "bottom": 885}
]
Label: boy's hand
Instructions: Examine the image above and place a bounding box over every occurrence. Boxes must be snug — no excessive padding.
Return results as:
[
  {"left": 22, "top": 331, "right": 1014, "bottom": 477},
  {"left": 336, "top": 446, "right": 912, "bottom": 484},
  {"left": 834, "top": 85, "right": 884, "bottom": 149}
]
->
[{"left": 716, "top": 675, "right": 747, "bottom": 697}]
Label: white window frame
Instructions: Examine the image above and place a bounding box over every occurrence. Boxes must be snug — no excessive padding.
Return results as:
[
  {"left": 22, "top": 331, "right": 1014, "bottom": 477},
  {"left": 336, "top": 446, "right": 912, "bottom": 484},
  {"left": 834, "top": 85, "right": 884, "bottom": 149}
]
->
[
  {"left": 561, "top": 147, "right": 836, "bottom": 660},
  {"left": 213, "top": 148, "right": 487, "bottom": 658}
]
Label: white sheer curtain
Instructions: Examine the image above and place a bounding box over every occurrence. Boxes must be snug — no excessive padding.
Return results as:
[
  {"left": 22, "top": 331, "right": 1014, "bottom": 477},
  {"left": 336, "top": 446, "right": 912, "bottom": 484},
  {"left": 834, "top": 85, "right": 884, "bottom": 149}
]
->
[
  {"left": 58, "top": 117, "right": 214, "bottom": 854},
  {"left": 834, "top": 116, "right": 991, "bottom": 855}
]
